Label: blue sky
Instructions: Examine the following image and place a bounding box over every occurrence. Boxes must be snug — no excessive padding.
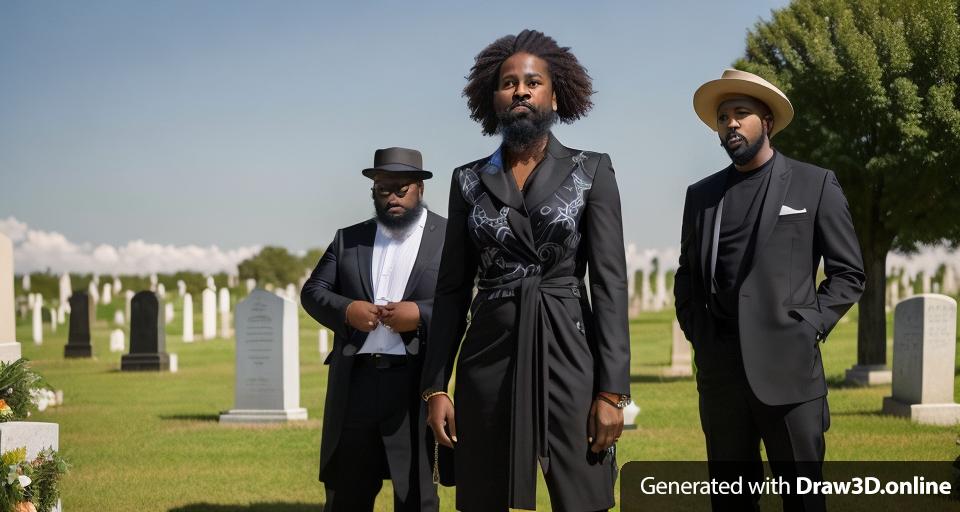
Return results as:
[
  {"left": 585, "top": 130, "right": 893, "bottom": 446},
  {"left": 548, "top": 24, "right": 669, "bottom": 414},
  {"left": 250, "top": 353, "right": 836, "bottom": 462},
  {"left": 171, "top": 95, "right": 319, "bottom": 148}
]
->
[{"left": 0, "top": 0, "right": 790, "bottom": 260}]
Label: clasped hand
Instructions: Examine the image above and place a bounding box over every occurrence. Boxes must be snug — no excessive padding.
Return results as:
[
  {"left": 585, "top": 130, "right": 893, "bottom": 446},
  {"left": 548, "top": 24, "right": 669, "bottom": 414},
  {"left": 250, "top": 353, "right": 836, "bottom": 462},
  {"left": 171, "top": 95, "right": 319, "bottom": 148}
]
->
[{"left": 346, "top": 300, "right": 419, "bottom": 333}]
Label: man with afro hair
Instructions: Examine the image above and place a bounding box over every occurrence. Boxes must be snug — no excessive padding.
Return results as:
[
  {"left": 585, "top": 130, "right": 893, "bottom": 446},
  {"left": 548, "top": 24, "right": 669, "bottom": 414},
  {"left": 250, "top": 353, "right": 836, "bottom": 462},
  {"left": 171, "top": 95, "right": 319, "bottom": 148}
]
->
[{"left": 421, "top": 29, "right": 632, "bottom": 512}]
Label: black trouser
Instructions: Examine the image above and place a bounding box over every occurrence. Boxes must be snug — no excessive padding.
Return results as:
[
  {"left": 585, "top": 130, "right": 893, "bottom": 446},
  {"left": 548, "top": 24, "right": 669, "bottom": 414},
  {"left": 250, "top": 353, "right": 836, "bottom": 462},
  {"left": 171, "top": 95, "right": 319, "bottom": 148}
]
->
[
  {"left": 324, "top": 355, "right": 426, "bottom": 512},
  {"left": 696, "top": 340, "right": 829, "bottom": 512}
]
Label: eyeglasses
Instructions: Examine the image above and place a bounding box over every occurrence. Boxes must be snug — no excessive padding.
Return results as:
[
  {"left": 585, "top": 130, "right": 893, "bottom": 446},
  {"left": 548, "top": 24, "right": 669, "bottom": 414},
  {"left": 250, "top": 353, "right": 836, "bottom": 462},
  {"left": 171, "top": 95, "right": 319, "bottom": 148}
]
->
[{"left": 371, "top": 183, "right": 415, "bottom": 198}]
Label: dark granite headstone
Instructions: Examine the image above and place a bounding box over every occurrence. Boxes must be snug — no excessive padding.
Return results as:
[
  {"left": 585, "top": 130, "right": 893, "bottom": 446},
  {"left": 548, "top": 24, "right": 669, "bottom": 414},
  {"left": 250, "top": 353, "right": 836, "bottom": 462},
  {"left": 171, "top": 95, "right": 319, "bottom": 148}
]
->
[
  {"left": 64, "top": 292, "right": 93, "bottom": 358},
  {"left": 121, "top": 291, "right": 169, "bottom": 371}
]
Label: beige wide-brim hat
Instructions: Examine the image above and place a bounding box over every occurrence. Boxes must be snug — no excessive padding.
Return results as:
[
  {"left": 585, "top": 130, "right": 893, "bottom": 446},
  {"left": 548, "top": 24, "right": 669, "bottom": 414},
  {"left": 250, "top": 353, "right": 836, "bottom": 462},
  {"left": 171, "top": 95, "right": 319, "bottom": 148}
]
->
[{"left": 693, "top": 68, "right": 794, "bottom": 138}]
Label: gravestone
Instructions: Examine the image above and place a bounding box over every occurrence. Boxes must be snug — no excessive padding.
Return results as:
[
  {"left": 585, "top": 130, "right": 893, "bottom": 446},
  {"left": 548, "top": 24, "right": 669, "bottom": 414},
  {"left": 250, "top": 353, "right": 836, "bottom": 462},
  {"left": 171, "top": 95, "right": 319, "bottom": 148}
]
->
[
  {"left": 124, "top": 290, "right": 134, "bottom": 329},
  {"left": 0, "top": 233, "right": 21, "bottom": 362},
  {"left": 149, "top": 273, "right": 158, "bottom": 291},
  {"left": 165, "top": 302, "right": 175, "bottom": 324},
  {"left": 65, "top": 292, "right": 93, "bottom": 358},
  {"left": 102, "top": 282, "right": 112, "bottom": 305},
  {"left": 114, "top": 310, "right": 125, "bottom": 326},
  {"left": 202, "top": 288, "right": 216, "bottom": 340},
  {"left": 31, "top": 294, "right": 43, "bottom": 345},
  {"left": 640, "top": 269, "right": 652, "bottom": 312},
  {"left": 58, "top": 273, "right": 71, "bottom": 313},
  {"left": 87, "top": 280, "right": 99, "bottom": 305},
  {"left": 113, "top": 276, "right": 122, "bottom": 293},
  {"left": 109, "top": 329, "right": 125, "bottom": 353},
  {"left": 48, "top": 306, "right": 56, "bottom": 333},
  {"left": 206, "top": 276, "right": 216, "bottom": 291},
  {"left": 177, "top": 280, "right": 186, "bottom": 297},
  {"left": 182, "top": 293, "right": 194, "bottom": 343},
  {"left": 0, "top": 421, "right": 61, "bottom": 511},
  {"left": 121, "top": 291, "right": 170, "bottom": 371},
  {"left": 319, "top": 328, "right": 329, "bottom": 357},
  {"left": 21, "top": 275, "right": 30, "bottom": 292},
  {"left": 218, "top": 288, "right": 232, "bottom": 338},
  {"left": 882, "top": 294, "right": 960, "bottom": 425},
  {"left": 156, "top": 282, "right": 166, "bottom": 299},
  {"left": 220, "top": 289, "right": 307, "bottom": 423},
  {"left": 245, "top": 278, "right": 256, "bottom": 294},
  {"left": 663, "top": 319, "right": 693, "bottom": 377}
]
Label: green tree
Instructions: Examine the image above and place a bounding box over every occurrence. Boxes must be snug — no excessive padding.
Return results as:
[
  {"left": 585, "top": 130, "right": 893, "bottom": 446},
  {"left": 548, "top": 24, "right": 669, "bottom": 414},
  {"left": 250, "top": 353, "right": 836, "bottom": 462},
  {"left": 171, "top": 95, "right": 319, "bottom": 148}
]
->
[
  {"left": 737, "top": 0, "right": 960, "bottom": 368},
  {"left": 237, "top": 246, "right": 304, "bottom": 287}
]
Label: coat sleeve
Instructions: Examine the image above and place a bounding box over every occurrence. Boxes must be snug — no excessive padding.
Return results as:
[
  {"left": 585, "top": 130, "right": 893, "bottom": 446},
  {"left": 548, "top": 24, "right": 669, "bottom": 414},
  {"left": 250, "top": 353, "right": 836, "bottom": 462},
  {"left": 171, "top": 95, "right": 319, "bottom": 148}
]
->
[
  {"left": 810, "top": 170, "right": 865, "bottom": 335},
  {"left": 420, "top": 170, "right": 479, "bottom": 394},
  {"left": 584, "top": 154, "right": 631, "bottom": 395},
  {"left": 300, "top": 229, "right": 353, "bottom": 335},
  {"left": 674, "top": 185, "right": 695, "bottom": 340}
]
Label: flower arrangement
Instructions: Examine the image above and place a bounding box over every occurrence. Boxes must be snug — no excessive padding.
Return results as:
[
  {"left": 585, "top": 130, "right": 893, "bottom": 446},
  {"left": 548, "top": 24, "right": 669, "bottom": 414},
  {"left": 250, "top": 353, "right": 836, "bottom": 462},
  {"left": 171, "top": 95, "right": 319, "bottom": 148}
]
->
[
  {"left": 0, "top": 447, "right": 67, "bottom": 512},
  {"left": 0, "top": 360, "right": 50, "bottom": 422}
]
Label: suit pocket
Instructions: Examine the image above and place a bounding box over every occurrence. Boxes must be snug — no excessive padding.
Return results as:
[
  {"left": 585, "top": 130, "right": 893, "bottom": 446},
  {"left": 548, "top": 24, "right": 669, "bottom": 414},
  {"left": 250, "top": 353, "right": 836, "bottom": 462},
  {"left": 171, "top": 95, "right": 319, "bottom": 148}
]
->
[{"left": 777, "top": 212, "right": 809, "bottom": 224}]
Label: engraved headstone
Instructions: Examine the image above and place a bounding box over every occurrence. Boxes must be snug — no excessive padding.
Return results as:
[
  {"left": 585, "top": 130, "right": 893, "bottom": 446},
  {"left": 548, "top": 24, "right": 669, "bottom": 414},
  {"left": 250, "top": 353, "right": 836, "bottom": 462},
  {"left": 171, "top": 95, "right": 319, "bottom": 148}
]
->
[
  {"left": 65, "top": 292, "right": 93, "bottom": 358},
  {"left": 219, "top": 289, "right": 307, "bottom": 423},
  {"left": 882, "top": 294, "right": 960, "bottom": 425},
  {"left": 121, "top": 291, "right": 170, "bottom": 371}
]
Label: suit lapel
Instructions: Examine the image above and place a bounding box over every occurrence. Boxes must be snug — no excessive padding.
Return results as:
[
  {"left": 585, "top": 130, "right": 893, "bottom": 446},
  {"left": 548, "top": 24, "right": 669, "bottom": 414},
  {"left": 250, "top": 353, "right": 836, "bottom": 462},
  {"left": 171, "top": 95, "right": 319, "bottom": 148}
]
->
[
  {"left": 356, "top": 220, "right": 376, "bottom": 301},
  {"left": 748, "top": 153, "right": 792, "bottom": 275},
  {"left": 699, "top": 171, "right": 728, "bottom": 288},
  {"left": 402, "top": 211, "right": 441, "bottom": 299}
]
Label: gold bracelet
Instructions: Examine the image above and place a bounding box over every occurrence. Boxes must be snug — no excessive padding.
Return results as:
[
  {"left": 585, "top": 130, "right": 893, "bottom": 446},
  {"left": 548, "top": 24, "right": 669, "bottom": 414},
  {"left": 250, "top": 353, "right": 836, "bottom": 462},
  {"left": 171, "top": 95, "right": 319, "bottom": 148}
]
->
[{"left": 422, "top": 390, "right": 453, "bottom": 404}]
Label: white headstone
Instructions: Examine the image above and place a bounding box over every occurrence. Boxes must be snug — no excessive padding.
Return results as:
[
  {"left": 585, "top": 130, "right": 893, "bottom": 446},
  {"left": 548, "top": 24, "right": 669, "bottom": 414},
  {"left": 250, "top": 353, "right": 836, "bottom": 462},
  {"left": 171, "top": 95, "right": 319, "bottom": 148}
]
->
[
  {"left": 169, "top": 353, "right": 178, "bottom": 373},
  {"left": 88, "top": 280, "right": 100, "bottom": 305},
  {"left": 882, "top": 294, "right": 960, "bottom": 425},
  {"left": 113, "top": 310, "right": 125, "bottom": 326},
  {"left": 149, "top": 273, "right": 158, "bottom": 292},
  {"left": 49, "top": 306, "right": 56, "bottom": 333},
  {"left": 218, "top": 288, "right": 232, "bottom": 338},
  {"left": 21, "top": 274, "right": 30, "bottom": 292},
  {"left": 219, "top": 289, "right": 307, "bottom": 423},
  {"left": 110, "top": 329, "right": 125, "bottom": 352},
  {"left": 285, "top": 283, "right": 296, "bottom": 304},
  {"left": 58, "top": 273, "right": 72, "bottom": 313},
  {"left": 156, "top": 283, "right": 166, "bottom": 299},
  {"left": 0, "top": 422, "right": 58, "bottom": 463},
  {"left": 113, "top": 276, "right": 122, "bottom": 293},
  {"left": 245, "top": 278, "right": 256, "bottom": 294},
  {"left": 31, "top": 294, "right": 43, "bottom": 345},
  {"left": 57, "top": 305, "right": 65, "bottom": 325},
  {"left": 102, "top": 282, "right": 112, "bottom": 305},
  {"left": 27, "top": 293, "right": 35, "bottom": 309},
  {"left": 182, "top": 294, "right": 194, "bottom": 343},
  {"left": 177, "top": 280, "right": 186, "bottom": 297},
  {"left": 625, "top": 243, "right": 639, "bottom": 301},
  {"left": 165, "top": 303, "right": 175, "bottom": 324},
  {"left": 640, "top": 269, "right": 652, "bottom": 311},
  {"left": 943, "top": 265, "right": 958, "bottom": 296},
  {"left": 922, "top": 273, "right": 932, "bottom": 294},
  {"left": 202, "top": 288, "right": 217, "bottom": 340},
  {"left": 653, "top": 269, "right": 667, "bottom": 311},
  {"left": 206, "top": 276, "right": 216, "bottom": 291},
  {"left": 889, "top": 280, "right": 900, "bottom": 312},
  {"left": 319, "top": 328, "right": 329, "bottom": 356},
  {"left": 663, "top": 320, "right": 692, "bottom": 377},
  {"left": 228, "top": 274, "right": 238, "bottom": 288},
  {"left": 125, "top": 290, "right": 135, "bottom": 329}
]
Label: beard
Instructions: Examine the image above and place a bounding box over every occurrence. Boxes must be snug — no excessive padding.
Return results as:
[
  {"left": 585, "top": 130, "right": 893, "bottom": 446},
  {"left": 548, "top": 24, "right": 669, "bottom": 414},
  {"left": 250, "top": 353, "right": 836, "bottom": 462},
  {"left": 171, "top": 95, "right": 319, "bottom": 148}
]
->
[
  {"left": 496, "top": 102, "right": 556, "bottom": 153},
  {"left": 374, "top": 198, "right": 427, "bottom": 235},
  {"left": 721, "top": 127, "right": 767, "bottom": 166}
]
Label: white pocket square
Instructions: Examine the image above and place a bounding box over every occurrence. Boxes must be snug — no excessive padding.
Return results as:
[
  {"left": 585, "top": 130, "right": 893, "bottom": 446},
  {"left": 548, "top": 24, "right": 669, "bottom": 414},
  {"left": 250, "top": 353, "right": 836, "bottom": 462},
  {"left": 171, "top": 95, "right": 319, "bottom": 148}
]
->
[{"left": 779, "top": 205, "right": 807, "bottom": 216}]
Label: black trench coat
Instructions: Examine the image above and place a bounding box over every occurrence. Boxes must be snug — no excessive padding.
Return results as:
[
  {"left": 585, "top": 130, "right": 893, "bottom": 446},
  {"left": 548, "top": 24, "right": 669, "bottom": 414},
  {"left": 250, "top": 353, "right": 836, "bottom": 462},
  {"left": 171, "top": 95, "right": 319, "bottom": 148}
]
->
[{"left": 420, "top": 133, "right": 631, "bottom": 512}]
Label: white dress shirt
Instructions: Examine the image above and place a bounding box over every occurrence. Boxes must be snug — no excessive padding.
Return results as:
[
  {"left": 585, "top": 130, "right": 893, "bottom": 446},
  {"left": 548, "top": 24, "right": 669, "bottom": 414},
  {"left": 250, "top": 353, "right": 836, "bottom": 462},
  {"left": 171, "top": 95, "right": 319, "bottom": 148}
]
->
[{"left": 357, "top": 208, "right": 428, "bottom": 355}]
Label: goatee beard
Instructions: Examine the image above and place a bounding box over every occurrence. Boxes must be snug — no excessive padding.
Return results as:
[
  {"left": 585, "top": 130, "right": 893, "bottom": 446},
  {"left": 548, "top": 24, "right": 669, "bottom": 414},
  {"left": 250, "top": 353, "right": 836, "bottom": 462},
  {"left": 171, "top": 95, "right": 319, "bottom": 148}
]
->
[
  {"left": 722, "top": 128, "right": 767, "bottom": 166},
  {"left": 497, "top": 104, "right": 556, "bottom": 153},
  {"left": 374, "top": 200, "right": 426, "bottom": 235}
]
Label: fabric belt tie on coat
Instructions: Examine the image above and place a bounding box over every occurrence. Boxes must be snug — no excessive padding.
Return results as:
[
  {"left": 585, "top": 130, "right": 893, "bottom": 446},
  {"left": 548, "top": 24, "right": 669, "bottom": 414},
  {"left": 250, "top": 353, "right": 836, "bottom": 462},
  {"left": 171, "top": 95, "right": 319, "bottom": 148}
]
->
[{"left": 482, "top": 274, "right": 582, "bottom": 510}]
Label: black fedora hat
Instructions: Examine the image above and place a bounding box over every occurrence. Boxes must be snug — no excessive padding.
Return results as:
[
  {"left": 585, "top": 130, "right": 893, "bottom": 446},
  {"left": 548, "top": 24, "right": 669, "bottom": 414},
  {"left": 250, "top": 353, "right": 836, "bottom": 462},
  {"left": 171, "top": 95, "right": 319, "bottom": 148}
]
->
[{"left": 361, "top": 147, "right": 433, "bottom": 180}]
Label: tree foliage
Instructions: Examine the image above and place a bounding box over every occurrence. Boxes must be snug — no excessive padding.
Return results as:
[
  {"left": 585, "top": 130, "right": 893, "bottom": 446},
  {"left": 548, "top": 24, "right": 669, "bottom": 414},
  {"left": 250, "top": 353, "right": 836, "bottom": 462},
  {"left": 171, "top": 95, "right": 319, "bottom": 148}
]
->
[{"left": 737, "top": 0, "right": 960, "bottom": 365}]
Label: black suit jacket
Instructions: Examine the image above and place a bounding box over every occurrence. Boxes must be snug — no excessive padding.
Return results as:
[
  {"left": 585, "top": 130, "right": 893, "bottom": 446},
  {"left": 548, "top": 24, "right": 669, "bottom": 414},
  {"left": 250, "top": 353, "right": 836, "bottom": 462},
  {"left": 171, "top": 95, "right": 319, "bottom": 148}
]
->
[
  {"left": 300, "top": 210, "right": 446, "bottom": 498},
  {"left": 674, "top": 153, "right": 865, "bottom": 405}
]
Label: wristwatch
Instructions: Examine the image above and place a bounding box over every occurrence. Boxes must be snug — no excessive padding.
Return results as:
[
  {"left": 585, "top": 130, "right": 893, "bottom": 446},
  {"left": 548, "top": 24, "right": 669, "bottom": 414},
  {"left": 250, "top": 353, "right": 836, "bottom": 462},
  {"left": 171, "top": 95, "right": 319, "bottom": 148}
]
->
[{"left": 597, "top": 392, "right": 631, "bottom": 409}]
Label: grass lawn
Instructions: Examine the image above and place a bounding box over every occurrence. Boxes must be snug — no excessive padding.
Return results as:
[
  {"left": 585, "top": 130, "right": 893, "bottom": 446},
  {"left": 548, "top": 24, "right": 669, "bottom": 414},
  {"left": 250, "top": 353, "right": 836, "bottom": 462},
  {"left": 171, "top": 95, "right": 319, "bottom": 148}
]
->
[{"left": 14, "top": 295, "right": 960, "bottom": 511}]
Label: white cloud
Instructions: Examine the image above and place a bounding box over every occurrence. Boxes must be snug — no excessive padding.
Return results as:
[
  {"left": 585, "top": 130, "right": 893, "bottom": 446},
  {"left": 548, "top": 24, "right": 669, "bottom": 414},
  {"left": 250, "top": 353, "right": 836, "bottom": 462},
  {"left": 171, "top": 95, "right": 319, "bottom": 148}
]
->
[{"left": 0, "top": 216, "right": 259, "bottom": 275}]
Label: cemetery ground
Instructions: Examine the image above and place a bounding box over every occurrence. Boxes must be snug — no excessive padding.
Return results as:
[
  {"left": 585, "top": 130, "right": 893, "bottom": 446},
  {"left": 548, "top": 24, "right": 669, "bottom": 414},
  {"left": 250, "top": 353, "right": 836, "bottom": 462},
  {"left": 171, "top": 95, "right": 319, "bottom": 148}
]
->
[{"left": 14, "top": 300, "right": 960, "bottom": 511}]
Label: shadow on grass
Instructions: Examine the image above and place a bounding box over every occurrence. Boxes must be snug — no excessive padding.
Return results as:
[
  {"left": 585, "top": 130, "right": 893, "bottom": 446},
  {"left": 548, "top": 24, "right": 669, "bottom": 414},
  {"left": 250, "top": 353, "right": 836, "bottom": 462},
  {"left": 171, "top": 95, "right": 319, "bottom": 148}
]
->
[
  {"left": 169, "top": 503, "right": 322, "bottom": 511},
  {"left": 159, "top": 413, "right": 221, "bottom": 422},
  {"left": 824, "top": 375, "right": 879, "bottom": 389}
]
